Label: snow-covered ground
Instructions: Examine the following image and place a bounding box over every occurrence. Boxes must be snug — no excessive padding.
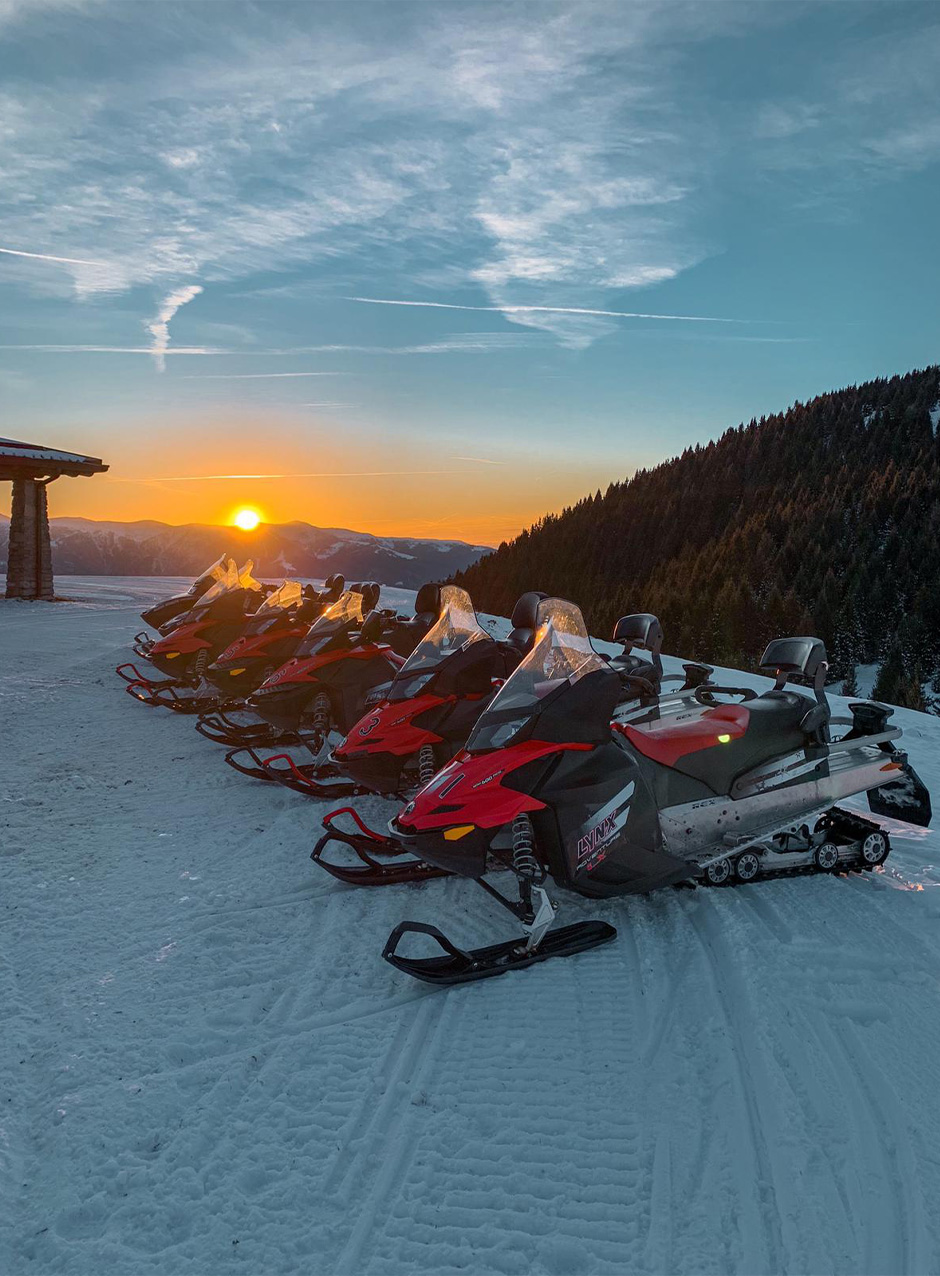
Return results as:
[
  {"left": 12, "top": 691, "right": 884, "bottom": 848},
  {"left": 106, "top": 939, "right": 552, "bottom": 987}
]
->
[{"left": 3, "top": 577, "right": 940, "bottom": 1276}]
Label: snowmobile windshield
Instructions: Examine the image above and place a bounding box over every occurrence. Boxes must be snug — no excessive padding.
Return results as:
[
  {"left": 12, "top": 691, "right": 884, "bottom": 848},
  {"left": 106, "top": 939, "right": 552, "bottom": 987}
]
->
[
  {"left": 466, "top": 599, "right": 606, "bottom": 752},
  {"left": 295, "top": 589, "right": 364, "bottom": 653},
  {"left": 189, "top": 554, "right": 233, "bottom": 595},
  {"left": 236, "top": 561, "right": 261, "bottom": 591},
  {"left": 257, "top": 580, "right": 302, "bottom": 614},
  {"left": 199, "top": 559, "right": 242, "bottom": 604},
  {"left": 387, "top": 586, "right": 488, "bottom": 701}
]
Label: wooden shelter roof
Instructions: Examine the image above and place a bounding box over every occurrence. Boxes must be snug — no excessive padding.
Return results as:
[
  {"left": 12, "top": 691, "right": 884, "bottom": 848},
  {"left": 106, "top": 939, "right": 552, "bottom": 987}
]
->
[{"left": 0, "top": 437, "right": 108, "bottom": 480}]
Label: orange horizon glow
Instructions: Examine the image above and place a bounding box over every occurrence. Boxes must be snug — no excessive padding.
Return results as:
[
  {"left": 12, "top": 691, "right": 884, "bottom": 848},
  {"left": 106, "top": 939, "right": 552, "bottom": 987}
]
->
[{"left": 0, "top": 409, "right": 644, "bottom": 547}]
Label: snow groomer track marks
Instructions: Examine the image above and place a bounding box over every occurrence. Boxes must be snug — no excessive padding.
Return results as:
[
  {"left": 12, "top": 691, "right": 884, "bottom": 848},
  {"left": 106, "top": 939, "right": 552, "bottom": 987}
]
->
[{"left": 3, "top": 577, "right": 940, "bottom": 1274}]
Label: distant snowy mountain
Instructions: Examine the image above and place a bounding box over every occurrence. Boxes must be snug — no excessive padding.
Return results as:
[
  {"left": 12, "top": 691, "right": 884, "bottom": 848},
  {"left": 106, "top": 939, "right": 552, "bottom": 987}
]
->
[{"left": 0, "top": 515, "right": 490, "bottom": 589}]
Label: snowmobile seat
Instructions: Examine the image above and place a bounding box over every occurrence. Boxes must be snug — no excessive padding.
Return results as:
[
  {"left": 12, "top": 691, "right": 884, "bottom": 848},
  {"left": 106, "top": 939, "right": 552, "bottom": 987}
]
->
[
  {"left": 505, "top": 591, "right": 546, "bottom": 654},
  {"left": 661, "top": 690, "right": 813, "bottom": 796}
]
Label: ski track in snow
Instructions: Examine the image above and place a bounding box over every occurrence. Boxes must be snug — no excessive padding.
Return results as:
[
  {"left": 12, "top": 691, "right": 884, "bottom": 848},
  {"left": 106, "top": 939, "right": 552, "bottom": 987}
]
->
[{"left": 3, "top": 577, "right": 940, "bottom": 1274}]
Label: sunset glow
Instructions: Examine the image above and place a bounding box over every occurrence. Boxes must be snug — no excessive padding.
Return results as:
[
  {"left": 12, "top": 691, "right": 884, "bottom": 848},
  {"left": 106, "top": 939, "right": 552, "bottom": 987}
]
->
[{"left": 232, "top": 508, "right": 261, "bottom": 531}]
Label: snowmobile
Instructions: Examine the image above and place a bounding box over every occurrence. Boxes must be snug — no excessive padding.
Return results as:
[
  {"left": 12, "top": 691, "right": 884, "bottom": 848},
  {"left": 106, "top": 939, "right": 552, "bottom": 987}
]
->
[
  {"left": 223, "top": 582, "right": 443, "bottom": 795},
  {"left": 194, "top": 574, "right": 346, "bottom": 743},
  {"left": 377, "top": 597, "right": 931, "bottom": 984},
  {"left": 117, "top": 561, "right": 267, "bottom": 709},
  {"left": 331, "top": 586, "right": 546, "bottom": 798},
  {"left": 132, "top": 554, "right": 236, "bottom": 657},
  {"left": 311, "top": 605, "right": 692, "bottom": 885}
]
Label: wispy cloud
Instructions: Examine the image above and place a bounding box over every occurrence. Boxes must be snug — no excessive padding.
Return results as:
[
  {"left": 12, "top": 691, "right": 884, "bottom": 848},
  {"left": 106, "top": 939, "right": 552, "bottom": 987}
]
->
[
  {"left": 0, "top": 245, "right": 110, "bottom": 267},
  {"left": 0, "top": 344, "right": 225, "bottom": 354},
  {"left": 113, "top": 469, "right": 481, "bottom": 483},
  {"left": 453, "top": 455, "right": 503, "bottom": 465},
  {"left": 180, "top": 371, "right": 343, "bottom": 379},
  {"left": 347, "top": 297, "right": 749, "bottom": 324},
  {"left": 146, "top": 285, "right": 203, "bottom": 371}
]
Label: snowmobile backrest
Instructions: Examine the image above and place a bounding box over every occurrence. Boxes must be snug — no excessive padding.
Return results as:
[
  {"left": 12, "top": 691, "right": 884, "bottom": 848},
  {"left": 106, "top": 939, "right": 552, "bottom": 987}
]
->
[
  {"left": 613, "top": 613, "right": 663, "bottom": 656},
  {"left": 506, "top": 591, "right": 547, "bottom": 653},
  {"left": 323, "top": 573, "right": 345, "bottom": 601},
  {"left": 360, "top": 582, "right": 381, "bottom": 613},
  {"left": 759, "top": 637, "right": 826, "bottom": 682},
  {"left": 413, "top": 582, "right": 442, "bottom": 624},
  {"left": 760, "top": 636, "right": 830, "bottom": 740}
]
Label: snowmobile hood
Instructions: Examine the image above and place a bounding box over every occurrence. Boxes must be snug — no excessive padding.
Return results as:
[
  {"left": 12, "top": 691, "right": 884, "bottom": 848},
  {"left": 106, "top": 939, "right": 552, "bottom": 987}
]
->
[
  {"left": 150, "top": 619, "right": 215, "bottom": 657},
  {"left": 213, "top": 625, "right": 306, "bottom": 669},
  {"left": 396, "top": 740, "right": 591, "bottom": 834},
  {"left": 336, "top": 692, "right": 450, "bottom": 760}
]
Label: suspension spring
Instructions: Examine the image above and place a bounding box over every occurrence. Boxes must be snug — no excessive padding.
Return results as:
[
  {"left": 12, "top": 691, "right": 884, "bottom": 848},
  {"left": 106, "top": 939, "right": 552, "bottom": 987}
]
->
[
  {"left": 193, "top": 648, "right": 208, "bottom": 680},
  {"left": 511, "top": 813, "right": 541, "bottom": 879},
  {"left": 417, "top": 744, "right": 437, "bottom": 787},
  {"left": 311, "top": 691, "right": 332, "bottom": 734}
]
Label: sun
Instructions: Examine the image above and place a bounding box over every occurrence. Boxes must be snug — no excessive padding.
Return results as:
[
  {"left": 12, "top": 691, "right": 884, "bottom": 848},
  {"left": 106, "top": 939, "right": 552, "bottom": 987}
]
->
[{"left": 233, "top": 508, "right": 261, "bottom": 531}]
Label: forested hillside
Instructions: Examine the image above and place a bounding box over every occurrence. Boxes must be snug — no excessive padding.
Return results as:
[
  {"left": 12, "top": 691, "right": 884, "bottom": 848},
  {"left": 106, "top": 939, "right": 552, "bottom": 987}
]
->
[{"left": 455, "top": 367, "right": 940, "bottom": 709}]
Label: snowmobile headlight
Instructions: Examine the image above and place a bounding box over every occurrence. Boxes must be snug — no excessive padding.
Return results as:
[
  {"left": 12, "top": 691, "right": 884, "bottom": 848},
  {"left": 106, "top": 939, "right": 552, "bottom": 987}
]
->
[
  {"left": 717, "top": 733, "right": 731, "bottom": 743},
  {"left": 443, "top": 825, "right": 475, "bottom": 841}
]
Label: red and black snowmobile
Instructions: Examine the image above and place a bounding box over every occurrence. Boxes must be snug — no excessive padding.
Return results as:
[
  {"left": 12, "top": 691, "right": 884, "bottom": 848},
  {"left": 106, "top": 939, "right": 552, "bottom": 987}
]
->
[
  {"left": 132, "top": 555, "right": 236, "bottom": 658},
  {"left": 194, "top": 574, "right": 346, "bottom": 743},
  {"left": 331, "top": 586, "right": 545, "bottom": 798},
  {"left": 223, "top": 582, "right": 443, "bottom": 795},
  {"left": 117, "top": 561, "right": 268, "bottom": 709},
  {"left": 372, "top": 598, "right": 931, "bottom": 984},
  {"left": 311, "top": 607, "right": 686, "bottom": 886}
]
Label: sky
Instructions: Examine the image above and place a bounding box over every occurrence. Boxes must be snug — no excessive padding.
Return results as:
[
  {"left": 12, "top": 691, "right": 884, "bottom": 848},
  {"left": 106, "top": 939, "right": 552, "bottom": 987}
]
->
[{"left": 1, "top": 0, "right": 938, "bottom": 546}]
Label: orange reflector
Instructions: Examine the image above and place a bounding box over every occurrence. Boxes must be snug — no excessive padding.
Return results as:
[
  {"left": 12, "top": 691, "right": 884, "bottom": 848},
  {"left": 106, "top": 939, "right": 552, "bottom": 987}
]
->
[
  {"left": 165, "top": 652, "right": 180, "bottom": 659},
  {"left": 880, "top": 762, "right": 902, "bottom": 771},
  {"left": 718, "top": 733, "right": 731, "bottom": 744},
  {"left": 443, "top": 825, "right": 475, "bottom": 841},
  {"left": 229, "top": 668, "right": 246, "bottom": 676}
]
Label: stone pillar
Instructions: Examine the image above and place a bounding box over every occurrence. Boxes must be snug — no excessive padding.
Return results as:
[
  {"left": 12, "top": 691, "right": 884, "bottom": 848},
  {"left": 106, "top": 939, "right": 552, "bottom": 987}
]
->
[{"left": 5, "top": 478, "right": 55, "bottom": 600}]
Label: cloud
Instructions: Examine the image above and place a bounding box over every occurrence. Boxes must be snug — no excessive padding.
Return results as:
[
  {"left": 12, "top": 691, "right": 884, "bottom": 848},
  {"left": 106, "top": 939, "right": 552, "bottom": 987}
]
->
[
  {"left": 0, "top": 245, "right": 110, "bottom": 267},
  {"left": 114, "top": 469, "right": 482, "bottom": 483},
  {"left": 1, "top": 2, "right": 935, "bottom": 352},
  {"left": 0, "top": 344, "right": 224, "bottom": 354},
  {"left": 347, "top": 297, "right": 747, "bottom": 323},
  {"left": 180, "top": 371, "right": 342, "bottom": 379},
  {"left": 146, "top": 285, "right": 203, "bottom": 371}
]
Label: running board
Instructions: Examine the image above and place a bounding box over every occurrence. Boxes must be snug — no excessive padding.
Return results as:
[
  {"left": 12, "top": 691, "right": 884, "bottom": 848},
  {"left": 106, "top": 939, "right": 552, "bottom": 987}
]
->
[{"left": 383, "top": 919, "right": 617, "bottom": 985}]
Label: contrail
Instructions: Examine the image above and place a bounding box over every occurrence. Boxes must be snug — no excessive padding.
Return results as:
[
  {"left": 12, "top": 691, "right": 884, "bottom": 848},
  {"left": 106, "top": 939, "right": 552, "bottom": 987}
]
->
[
  {"left": 0, "top": 246, "right": 111, "bottom": 267},
  {"left": 181, "top": 371, "right": 343, "bottom": 379},
  {"left": 113, "top": 468, "right": 481, "bottom": 483},
  {"left": 146, "top": 285, "right": 203, "bottom": 372},
  {"left": 347, "top": 297, "right": 750, "bottom": 324}
]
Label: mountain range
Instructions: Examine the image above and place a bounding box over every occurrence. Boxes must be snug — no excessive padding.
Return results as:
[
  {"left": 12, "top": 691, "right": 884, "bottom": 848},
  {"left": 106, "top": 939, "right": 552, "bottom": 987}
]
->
[
  {"left": 456, "top": 365, "right": 940, "bottom": 710},
  {"left": 0, "top": 516, "right": 490, "bottom": 590}
]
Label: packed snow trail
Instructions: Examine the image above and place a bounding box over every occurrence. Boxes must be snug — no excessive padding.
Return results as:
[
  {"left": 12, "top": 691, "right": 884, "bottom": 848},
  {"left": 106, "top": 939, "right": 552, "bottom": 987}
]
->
[{"left": 2, "top": 578, "right": 940, "bottom": 1275}]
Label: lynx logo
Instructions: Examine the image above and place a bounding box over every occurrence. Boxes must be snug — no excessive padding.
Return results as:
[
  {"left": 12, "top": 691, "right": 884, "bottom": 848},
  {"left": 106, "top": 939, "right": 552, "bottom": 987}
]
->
[{"left": 574, "top": 782, "right": 635, "bottom": 872}]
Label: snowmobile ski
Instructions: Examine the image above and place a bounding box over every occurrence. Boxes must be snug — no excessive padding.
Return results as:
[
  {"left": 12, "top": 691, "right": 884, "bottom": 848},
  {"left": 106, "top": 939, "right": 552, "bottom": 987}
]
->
[{"left": 383, "top": 918, "right": 617, "bottom": 985}]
